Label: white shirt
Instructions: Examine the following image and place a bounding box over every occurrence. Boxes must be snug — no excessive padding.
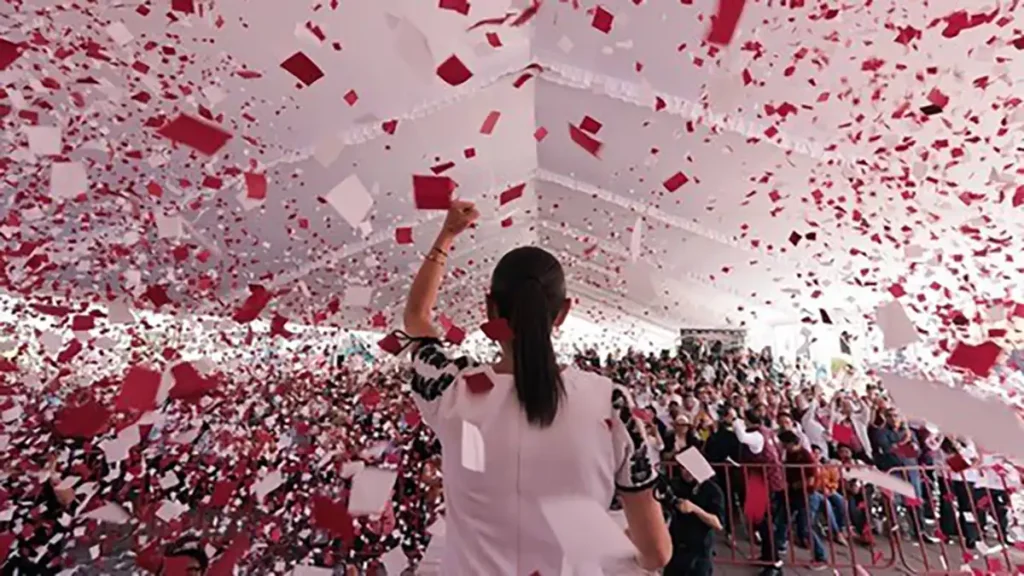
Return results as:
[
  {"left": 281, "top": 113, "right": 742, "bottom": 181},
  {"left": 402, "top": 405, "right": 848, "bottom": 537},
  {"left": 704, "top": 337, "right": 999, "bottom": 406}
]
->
[
  {"left": 410, "top": 340, "right": 659, "bottom": 576},
  {"left": 977, "top": 454, "right": 1020, "bottom": 490},
  {"left": 951, "top": 442, "right": 980, "bottom": 484}
]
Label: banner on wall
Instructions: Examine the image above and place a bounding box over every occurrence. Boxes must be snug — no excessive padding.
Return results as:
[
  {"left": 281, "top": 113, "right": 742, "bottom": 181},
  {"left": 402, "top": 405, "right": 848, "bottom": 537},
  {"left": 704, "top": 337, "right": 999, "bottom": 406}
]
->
[{"left": 679, "top": 329, "right": 746, "bottom": 356}]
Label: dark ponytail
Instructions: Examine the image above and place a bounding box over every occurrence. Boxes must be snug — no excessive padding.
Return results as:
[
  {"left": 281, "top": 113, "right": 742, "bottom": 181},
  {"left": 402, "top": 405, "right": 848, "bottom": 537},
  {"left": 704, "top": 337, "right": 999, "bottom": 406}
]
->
[{"left": 490, "top": 247, "right": 567, "bottom": 428}]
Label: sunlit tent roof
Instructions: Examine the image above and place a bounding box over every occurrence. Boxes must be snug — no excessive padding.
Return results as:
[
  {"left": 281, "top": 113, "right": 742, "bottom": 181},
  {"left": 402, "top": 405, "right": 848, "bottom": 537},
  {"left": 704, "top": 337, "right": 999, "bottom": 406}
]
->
[{"left": 1, "top": 0, "right": 1023, "bottom": 364}]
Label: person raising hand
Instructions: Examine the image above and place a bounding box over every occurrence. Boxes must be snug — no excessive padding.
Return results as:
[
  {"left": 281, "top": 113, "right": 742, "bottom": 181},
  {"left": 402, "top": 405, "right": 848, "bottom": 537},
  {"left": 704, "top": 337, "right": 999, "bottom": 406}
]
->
[{"left": 399, "top": 201, "right": 672, "bottom": 574}]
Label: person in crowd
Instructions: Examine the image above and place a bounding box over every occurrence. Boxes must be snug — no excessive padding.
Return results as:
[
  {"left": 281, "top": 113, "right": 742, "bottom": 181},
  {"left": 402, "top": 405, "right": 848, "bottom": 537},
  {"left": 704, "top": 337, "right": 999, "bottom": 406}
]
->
[
  {"left": 830, "top": 395, "right": 872, "bottom": 464},
  {"left": 664, "top": 464, "right": 724, "bottom": 575},
  {"left": 776, "top": 412, "right": 811, "bottom": 453},
  {"left": 747, "top": 402, "right": 773, "bottom": 430},
  {"left": 646, "top": 417, "right": 667, "bottom": 454},
  {"left": 3, "top": 274, "right": 1015, "bottom": 575},
  {"left": 794, "top": 397, "right": 829, "bottom": 457},
  {"left": 400, "top": 201, "right": 671, "bottom": 573},
  {"left": 694, "top": 411, "right": 716, "bottom": 445},
  {"left": 703, "top": 407, "right": 742, "bottom": 536},
  {"left": 939, "top": 437, "right": 982, "bottom": 549},
  {"left": 810, "top": 445, "right": 848, "bottom": 545},
  {"left": 975, "top": 452, "right": 1015, "bottom": 546},
  {"left": 664, "top": 414, "right": 701, "bottom": 458},
  {"left": 681, "top": 392, "right": 702, "bottom": 422},
  {"left": 911, "top": 421, "right": 940, "bottom": 525},
  {"left": 734, "top": 414, "right": 787, "bottom": 576},
  {"left": 696, "top": 385, "right": 720, "bottom": 418},
  {"left": 780, "top": 430, "right": 827, "bottom": 566},
  {"left": 834, "top": 444, "right": 874, "bottom": 545},
  {"left": 871, "top": 407, "right": 937, "bottom": 543}
]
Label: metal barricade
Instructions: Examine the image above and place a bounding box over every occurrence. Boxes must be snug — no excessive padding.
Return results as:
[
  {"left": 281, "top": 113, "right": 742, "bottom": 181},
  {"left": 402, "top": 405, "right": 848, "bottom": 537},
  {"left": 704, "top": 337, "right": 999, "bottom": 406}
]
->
[
  {"left": 885, "top": 465, "right": 1019, "bottom": 575},
  {"left": 662, "top": 461, "right": 1020, "bottom": 575}
]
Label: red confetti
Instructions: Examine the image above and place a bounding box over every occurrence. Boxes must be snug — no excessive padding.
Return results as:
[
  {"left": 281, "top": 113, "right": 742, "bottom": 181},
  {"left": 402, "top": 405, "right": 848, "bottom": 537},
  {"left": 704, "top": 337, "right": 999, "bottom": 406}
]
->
[
  {"left": 445, "top": 324, "right": 466, "bottom": 344},
  {"left": 169, "top": 362, "right": 217, "bottom": 401},
  {"left": 480, "top": 110, "right": 501, "bottom": 135},
  {"left": 499, "top": 183, "right": 526, "bottom": 206},
  {"left": 579, "top": 116, "right": 603, "bottom": 135},
  {"left": 281, "top": 51, "right": 325, "bottom": 87},
  {"left": 591, "top": 6, "right": 614, "bottom": 33},
  {"left": 171, "top": 0, "right": 195, "bottom": 13},
  {"left": 465, "top": 372, "right": 494, "bottom": 394},
  {"left": 312, "top": 495, "right": 355, "bottom": 542},
  {"left": 55, "top": 398, "right": 111, "bottom": 439},
  {"left": 208, "top": 533, "right": 250, "bottom": 576},
  {"left": 71, "top": 315, "right": 95, "bottom": 331},
  {"left": 568, "top": 124, "right": 603, "bottom": 157},
  {"left": 0, "top": 39, "right": 22, "bottom": 71},
  {"left": 413, "top": 175, "right": 456, "bottom": 210},
  {"left": 946, "top": 341, "right": 1002, "bottom": 378},
  {"left": 481, "top": 318, "right": 514, "bottom": 341},
  {"left": 244, "top": 172, "right": 267, "bottom": 200},
  {"left": 663, "top": 172, "right": 689, "bottom": 192},
  {"left": 439, "top": 0, "right": 470, "bottom": 16},
  {"left": 0, "top": 533, "right": 14, "bottom": 566},
  {"left": 233, "top": 285, "right": 273, "bottom": 323},
  {"left": 377, "top": 333, "right": 404, "bottom": 355},
  {"left": 210, "top": 481, "right": 237, "bottom": 507},
  {"left": 706, "top": 0, "right": 747, "bottom": 45},
  {"left": 156, "top": 114, "right": 233, "bottom": 156},
  {"left": 436, "top": 55, "right": 473, "bottom": 86},
  {"left": 395, "top": 227, "right": 413, "bottom": 245},
  {"left": 115, "top": 366, "right": 161, "bottom": 412}
]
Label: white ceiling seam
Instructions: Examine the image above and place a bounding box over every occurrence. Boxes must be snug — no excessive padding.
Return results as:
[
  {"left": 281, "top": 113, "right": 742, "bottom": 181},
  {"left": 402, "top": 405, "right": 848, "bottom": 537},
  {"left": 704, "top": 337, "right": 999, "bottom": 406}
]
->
[
  {"left": 368, "top": 226, "right": 540, "bottom": 296},
  {"left": 535, "top": 168, "right": 844, "bottom": 283},
  {"left": 204, "top": 46, "right": 535, "bottom": 199},
  {"left": 548, "top": 247, "right": 719, "bottom": 323},
  {"left": 536, "top": 58, "right": 860, "bottom": 171},
  {"left": 554, "top": 248, "right": 746, "bottom": 329},
  {"left": 567, "top": 278, "right": 711, "bottom": 332},
  {"left": 536, "top": 219, "right": 795, "bottom": 321},
  {"left": 331, "top": 46, "right": 532, "bottom": 145}
]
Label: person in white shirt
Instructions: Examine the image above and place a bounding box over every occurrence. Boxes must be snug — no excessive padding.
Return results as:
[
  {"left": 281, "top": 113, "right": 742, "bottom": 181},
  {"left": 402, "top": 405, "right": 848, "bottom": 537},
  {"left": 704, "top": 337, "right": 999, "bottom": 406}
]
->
[
  {"left": 939, "top": 438, "right": 982, "bottom": 549},
  {"left": 975, "top": 454, "right": 1016, "bottom": 545},
  {"left": 776, "top": 411, "right": 812, "bottom": 453},
  {"left": 401, "top": 201, "right": 672, "bottom": 575}
]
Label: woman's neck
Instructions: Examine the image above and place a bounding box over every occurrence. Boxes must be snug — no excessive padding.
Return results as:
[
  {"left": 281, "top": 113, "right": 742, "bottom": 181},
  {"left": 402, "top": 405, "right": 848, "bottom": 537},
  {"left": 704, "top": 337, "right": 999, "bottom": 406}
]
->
[
  {"left": 492, "top": 347, "right": 514, "bottom": 374},
  {"left": 492, "top": 357, "right": 514, "bottom": 374}
]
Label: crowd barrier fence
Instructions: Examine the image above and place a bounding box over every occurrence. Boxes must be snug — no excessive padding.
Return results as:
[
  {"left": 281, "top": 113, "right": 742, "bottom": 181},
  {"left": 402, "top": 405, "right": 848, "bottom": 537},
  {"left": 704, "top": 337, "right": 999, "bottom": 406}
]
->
[{"left": 663, "top": 461, "right": 1021, "bottom": 575}]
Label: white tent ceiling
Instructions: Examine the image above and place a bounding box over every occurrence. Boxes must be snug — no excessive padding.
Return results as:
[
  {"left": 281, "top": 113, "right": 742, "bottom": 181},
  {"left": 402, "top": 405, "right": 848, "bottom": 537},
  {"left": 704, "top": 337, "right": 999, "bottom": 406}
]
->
[{"left": 1, "top": 0, "right": 1023, "bottom": 343}]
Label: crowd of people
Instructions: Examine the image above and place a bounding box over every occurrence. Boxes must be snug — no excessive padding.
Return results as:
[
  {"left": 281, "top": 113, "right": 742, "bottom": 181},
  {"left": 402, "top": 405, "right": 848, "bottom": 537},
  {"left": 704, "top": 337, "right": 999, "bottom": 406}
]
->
[
  {"left": 0, "top": 334, "right": 1020, "bottom": 575},
  {"left": 578, "top": 342, "right": 1021, "bottom": 574}
]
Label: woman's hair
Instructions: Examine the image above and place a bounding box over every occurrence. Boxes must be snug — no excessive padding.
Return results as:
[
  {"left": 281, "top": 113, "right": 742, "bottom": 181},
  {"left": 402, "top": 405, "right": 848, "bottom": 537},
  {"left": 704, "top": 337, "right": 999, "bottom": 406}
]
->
[{"left": 490, "top": 246, "right": 566, "bottom": 427}]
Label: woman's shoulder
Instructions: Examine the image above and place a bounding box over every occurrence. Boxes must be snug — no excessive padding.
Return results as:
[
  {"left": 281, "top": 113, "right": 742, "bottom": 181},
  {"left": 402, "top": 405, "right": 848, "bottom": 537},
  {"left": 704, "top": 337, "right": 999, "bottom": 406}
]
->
[{"left": 562, "top": 368, "right": 632, "bottom": 406}]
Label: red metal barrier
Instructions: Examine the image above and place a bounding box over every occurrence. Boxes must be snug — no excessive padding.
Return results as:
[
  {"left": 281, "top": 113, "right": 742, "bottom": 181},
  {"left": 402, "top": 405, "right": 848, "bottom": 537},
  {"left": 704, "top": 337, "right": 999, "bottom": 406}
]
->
[
  {"left": 885, "top": 465, "right": 1019, "bottom": 575},
  {"left": 662, "top": 461, "right": 1020, "bottom": 575}
]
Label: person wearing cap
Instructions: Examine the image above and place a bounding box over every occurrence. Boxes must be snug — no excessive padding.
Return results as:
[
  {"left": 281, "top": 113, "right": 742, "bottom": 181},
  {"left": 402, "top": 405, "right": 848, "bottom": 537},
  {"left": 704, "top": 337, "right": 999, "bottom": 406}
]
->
[{"left": 663, "top": 414, "right": 700, "bottom": 460}]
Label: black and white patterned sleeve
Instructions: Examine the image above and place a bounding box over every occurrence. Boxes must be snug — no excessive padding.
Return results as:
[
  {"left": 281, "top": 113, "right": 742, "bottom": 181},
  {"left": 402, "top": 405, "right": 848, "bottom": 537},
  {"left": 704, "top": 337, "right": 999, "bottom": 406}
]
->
[
  {"left": 610, "top": 385, "right": 660, "bottom": 492},
  {"left": 409, "top": 338, "right": 477, "bottom": 425}
]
